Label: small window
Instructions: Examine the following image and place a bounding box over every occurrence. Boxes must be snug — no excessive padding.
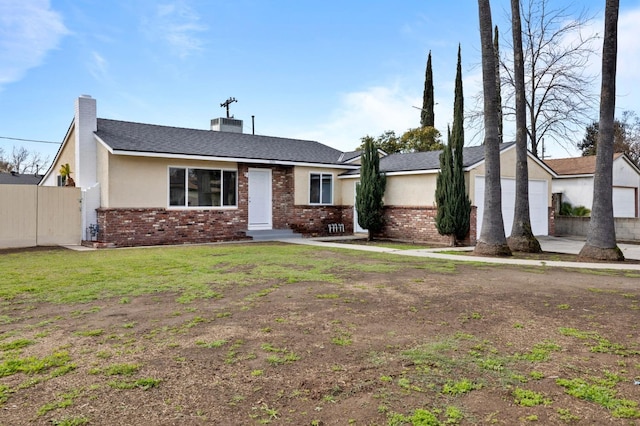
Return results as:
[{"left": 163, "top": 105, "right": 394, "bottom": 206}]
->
[
  {"left": 309, "top": 173, "right": 333, "bottom": 205},
  {"left": 169, "top": 167, "right": 237, "bottom": 208}
]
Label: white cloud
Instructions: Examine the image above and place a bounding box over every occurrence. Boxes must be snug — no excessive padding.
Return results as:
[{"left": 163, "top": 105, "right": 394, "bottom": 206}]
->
[
  {"left": 88, "top": 51, "right": 109, "bottom": 83},
  {"left": 294, "top": 85, "right": 423, "bottom": 151},
  {"left": 142, "top": 1, "right": 207, "bottom": 59},
  {"left": 0, "top": 0, "right": 69, "bottom": 88},
  {"left": 613, "top": 7, "right": 640, "bottom": 113}
]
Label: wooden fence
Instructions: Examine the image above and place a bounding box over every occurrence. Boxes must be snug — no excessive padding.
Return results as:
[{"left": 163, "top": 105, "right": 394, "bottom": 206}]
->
[{"left": 0, "top": 185, "right": 82, "bottom": 249}]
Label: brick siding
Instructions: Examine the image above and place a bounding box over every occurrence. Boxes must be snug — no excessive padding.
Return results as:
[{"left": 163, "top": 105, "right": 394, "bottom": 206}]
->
[
  {"left": 290, "top": 205, "right": 353, "bottom": 237},
  {"left": 96, "top": 208, "right": 249, "bottom": 247},
  {"left": 375, "top": 205, "right": 477, "bottom": 245}
]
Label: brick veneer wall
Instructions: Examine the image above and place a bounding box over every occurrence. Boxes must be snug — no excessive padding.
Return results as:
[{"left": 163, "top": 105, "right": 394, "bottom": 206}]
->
[
  {"left": 375, "top": 205, "right": 477, "bottom": 245},
  {"left": 290, "top": 205, "right": 353, "bottom": 237},
  {"left": 270, "top": 165, "right": 294, "bottom": 229},
  {"left": 96, "top": 208, "right": 250, "bottom": 247}
]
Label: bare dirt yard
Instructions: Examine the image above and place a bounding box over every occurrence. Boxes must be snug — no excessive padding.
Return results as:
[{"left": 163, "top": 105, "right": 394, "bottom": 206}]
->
[{"left": 1, "top": 243, "right": 639, "bottom": 425}]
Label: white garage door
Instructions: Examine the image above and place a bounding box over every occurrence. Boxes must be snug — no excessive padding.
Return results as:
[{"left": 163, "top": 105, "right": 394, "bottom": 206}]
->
[
  {"left": 475, "top": 177, "right": 548, "bottom": 237},
  {"left": 613, "top": 187, "right": 637, "bottom": 217}
]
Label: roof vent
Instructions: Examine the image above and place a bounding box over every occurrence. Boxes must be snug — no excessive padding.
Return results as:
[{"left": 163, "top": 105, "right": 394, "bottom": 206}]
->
[{"left": 211, "top": 117, "right": 243, "bottom": 133}]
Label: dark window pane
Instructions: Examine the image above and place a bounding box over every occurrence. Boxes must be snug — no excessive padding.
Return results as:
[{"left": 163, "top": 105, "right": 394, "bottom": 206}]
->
[
  {"left": 169, "top": 168, "right": 185, "bottom": 206},
  {"left": 188, "top": 169, "right": 220, "bottom": 207},
  {"left": 223, "top": 171, "right": 237, "bottom": 206},
  {"left": 310, "top": 174, "right": 320, "bottom": 204},
  {"left": 321, "top": 174, "right": 332, "bottom": 204}
]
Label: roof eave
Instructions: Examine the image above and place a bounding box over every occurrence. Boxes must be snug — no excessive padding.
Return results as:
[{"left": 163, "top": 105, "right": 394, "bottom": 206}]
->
[{"left": 109, "top": 149, "right": 360, "bottom": 170}]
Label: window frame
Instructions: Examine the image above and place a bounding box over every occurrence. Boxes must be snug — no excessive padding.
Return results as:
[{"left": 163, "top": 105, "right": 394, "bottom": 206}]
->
[
  {"left": 308, "top": 172, "right": 334, "bottom": 205},
  {"left": 168, "top": 166, "right": 238, "bottom": 209}
]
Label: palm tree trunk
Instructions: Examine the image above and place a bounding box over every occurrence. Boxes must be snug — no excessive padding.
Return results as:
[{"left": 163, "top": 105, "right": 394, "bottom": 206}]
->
[
  {"left": 508, "top": 0, "right": 541, "bottom": 253},
  {"left": 474, "top": 0, "right": 512, "bottom": 257},
  {"left": 578, "top": 0, "right": 624, "bottom": 261}
]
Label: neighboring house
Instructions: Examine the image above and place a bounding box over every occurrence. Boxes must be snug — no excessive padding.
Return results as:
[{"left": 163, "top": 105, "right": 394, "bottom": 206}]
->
[
  {"left": 41, "top": 96, "right": 555, "bottom": 247},
  {"left": 342, "top": 143, "right": 556, "bottom": 243},
  {"left": 0, "top": 172, "right": 43, "bottom": 185},
  {"left": 545, "top": 154, "right": 640, "bottom": 218}
]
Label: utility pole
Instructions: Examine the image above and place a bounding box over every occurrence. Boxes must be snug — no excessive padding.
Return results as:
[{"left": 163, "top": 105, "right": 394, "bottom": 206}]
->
[{"left": 220, "top": 97, "right": 237, "bottom": 118}]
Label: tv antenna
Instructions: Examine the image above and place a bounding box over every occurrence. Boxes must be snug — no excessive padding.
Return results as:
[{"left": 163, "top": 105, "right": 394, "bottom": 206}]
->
[{"left": 220, "top": 97, "right": 237, "bottom": 118}]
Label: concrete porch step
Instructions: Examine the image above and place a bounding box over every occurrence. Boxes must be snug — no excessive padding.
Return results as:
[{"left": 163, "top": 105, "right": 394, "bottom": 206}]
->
[{"left": 246, "top": 229, "right": 302, "bottom": 241}]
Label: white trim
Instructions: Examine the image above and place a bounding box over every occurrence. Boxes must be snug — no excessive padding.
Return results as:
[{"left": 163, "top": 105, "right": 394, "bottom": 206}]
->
[
  {"left": 167, "top": 165, "right": 238, "bottom": 209},
  {"left": 40, "top": 118, "right": 75, "bottom": 186},
  {"left": 108, "top": 148, "right": 359, "bottom": 170}
]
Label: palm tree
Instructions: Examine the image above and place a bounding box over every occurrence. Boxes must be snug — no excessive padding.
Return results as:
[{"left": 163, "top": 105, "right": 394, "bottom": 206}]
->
[
  {"left": 507, "top": 0, "right": 541, "bottom": 253},
  {"left": 474, "top": 0, "right": 512, "bottom": 256},
  {"left": 578, "top": 0, "right": 624, "bottom": 261},
  {"left": 59, "top": 163, "right": 75, "bottom": 187}
]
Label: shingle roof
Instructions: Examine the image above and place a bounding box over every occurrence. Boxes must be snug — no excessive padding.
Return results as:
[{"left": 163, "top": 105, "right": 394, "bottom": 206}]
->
[
  {"left": 95, "top": 118, "right": 352, "bottom": 166},
  {"left": 0, "top": 172, "right": 43, "bottom": 185},
  {"left": 342, "top": 143, "right": 514, "bottom": 174},
  {"left": 544, "top": 153, "right": 623, "bottom": 175}
]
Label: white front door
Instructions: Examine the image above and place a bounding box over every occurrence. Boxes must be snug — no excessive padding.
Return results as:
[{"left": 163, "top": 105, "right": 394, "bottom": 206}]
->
[{"left": 248, "top": 168, "right": 272, "bottom": 230}]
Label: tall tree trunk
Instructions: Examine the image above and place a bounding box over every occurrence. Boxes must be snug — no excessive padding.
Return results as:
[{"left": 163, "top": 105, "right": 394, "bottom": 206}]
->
[
  {"left": 508, "top": 0, "right": 541, "bottom": 253},
  {"left": 494, "top": 25, "right": 503, "bottom": 144},
  {"left": 578, "top": 0, "right": 624, "bottom": 261},
  {"left": 474, "top": 0, "right": 512, "bottom": 257}
]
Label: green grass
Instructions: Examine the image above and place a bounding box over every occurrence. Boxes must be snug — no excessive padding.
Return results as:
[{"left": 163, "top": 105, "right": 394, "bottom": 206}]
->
[
  {"left": 0, "top": 350, "right": 71, "bottom": 378},
  {"left": 108, "top": 377, "right": 161, "bottom": 390},
  {"left": 0, "top": 244, "right": 448, "bottom": 304},
  {"left": 556, "top": 377, "right": 640, "bottom": 418}
]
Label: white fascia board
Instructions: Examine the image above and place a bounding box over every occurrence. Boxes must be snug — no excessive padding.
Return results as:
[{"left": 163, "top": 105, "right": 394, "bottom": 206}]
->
[
  {"left": 105, "top": 147, "right": 359, "bottom": 170},
  {"left": 338, "top": 169, "right": 440, "bottom": 179},
  {"left": 553, "top": 173, "right": 594, "bottom": 179},
  {"left": 40, "top": 118, "right": 75, "bottom": 185},
  {"left": 95, "top": 135, "right": 113, "bottom": 153},
  {"left": 528, "top": 153, "right": 558, "bottom": 177}
]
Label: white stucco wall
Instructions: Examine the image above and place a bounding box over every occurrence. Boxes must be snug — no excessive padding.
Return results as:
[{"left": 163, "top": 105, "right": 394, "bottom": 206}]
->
[{"left": 552, "top": 156, "right": 640, "bottom": 217}]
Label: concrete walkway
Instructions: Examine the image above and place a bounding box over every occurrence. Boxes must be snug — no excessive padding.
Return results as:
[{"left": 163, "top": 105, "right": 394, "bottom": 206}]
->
[{"left": 280, "top": 235, "right": 640, "bottom": 271}]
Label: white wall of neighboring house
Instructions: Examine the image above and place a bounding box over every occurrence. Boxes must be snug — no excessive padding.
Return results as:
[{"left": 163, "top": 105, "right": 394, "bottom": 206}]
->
[
  {"left": 552, "top": 176, "right": 594, "bottom": 210},
  {"left": 552, "top": 156, "right": 640, "bottom": 218}
]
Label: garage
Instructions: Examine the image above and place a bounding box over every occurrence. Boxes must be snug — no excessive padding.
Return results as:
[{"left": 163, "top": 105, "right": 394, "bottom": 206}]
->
[
  {"left": 475, "top": 176, "right": 549, "bottom": 237},
  {"left": 613, "top": 187, "right": 638, "bottom": 218}
]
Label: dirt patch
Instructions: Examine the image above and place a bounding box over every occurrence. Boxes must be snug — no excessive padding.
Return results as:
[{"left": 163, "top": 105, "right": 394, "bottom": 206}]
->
[{"left": 1, "top": 250, "right": 640, "bottom": 425}]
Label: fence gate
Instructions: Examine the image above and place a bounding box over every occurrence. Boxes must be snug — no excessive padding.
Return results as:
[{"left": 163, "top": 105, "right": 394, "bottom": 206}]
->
[{"left": 0, "top": 185, "right": 82, "bottom": 249}]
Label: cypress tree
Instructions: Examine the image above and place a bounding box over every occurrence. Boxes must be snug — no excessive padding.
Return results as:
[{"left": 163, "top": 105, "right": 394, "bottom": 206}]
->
[
  {"left": 421, "top": 51, "right": 435, "bottom": 127},
  {"left": 451, "top": 45, "right": 472, "bottom": 241},
  {"left": 356, "top": 137, "right": 386, "bottom": 241},
  {"left": 435, "top": 127, "right": 455, "bottom": 245}
]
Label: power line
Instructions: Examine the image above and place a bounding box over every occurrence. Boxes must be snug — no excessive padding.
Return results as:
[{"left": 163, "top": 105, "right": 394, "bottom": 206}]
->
[{"left": 0, "top": 136, "right": 61, "bottom": 145}]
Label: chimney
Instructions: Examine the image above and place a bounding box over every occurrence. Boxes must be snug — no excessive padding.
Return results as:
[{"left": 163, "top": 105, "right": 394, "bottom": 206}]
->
[
  {"left": 210, "top": 117, "right": 243, "bottom": 133},
  {"left": 75, "top": 95, "right": 97, "bottom": 188}
]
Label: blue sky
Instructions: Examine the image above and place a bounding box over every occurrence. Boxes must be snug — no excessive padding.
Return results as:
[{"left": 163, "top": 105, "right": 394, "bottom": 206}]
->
[{"left": 2, "top": 0, "right": 640, "bottom": 169}]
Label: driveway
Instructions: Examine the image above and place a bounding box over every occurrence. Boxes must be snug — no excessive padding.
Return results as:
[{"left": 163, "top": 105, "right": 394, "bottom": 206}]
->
[{"left": 538, "top": 235, "right": 640, "bottom": 260}]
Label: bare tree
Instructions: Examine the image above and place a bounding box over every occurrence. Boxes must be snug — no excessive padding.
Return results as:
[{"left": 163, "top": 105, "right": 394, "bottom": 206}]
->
[
  {"left": 2, "top": 146, "right": 49, "bottom": 174},
  {"left": 578, "top": 0, "right": 623, "bottom": 262},
  {"left": 0, "top": 147, "right": 10, "bottom": 172},
  {"left": 469, "top": 0, "right": 599, "bottom": 156},
  {"left": 503, "top": 0, "right": 599, "bottom": 158},
  {"left": 475, "top": 0, "right": 512, "bottom": 257}
]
